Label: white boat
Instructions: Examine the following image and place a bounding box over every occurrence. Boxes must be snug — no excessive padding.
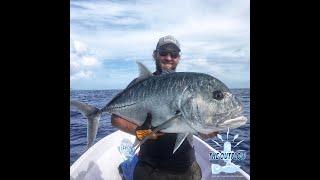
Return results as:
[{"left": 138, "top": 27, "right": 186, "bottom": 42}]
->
[{"left": 70, "top": 130, "right": 250, "bottom": 180}]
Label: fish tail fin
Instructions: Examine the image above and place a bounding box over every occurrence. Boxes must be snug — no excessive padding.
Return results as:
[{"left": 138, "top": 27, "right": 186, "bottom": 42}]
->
[{"left": 70, "top": 100, "right": 102, "bottom": 148}]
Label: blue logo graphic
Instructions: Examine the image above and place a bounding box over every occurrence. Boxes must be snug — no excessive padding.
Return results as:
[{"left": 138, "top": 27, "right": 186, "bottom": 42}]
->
[
  {"left": 209, "top": 128, "right": 246, "bottom": 174},
  {"left": 118, "top": 138, "right": 135, "bottom": 161},
  {"left": 118, "top": 138, "right": 138, "bottom": 180}
]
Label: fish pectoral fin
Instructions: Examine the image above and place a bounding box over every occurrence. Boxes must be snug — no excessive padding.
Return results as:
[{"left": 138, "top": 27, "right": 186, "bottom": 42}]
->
[
  {"left": 173, "top": 133, "right": 189, "bottom": 154},
  {"left": 133, "top": 113, "right": 182, "bottom": 152},
  {"left": 151, "top": 112, "right": 182, "bottom": 133}
]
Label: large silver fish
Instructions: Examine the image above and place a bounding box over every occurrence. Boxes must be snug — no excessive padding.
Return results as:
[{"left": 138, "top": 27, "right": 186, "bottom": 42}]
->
[{"left": 71, "top": 62, "right": 247, "bottom": 153}]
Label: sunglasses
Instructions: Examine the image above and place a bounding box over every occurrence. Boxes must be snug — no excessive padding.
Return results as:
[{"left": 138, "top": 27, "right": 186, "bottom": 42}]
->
[{"left": 158, "top": 50, "right": 180, "bottom": 58}]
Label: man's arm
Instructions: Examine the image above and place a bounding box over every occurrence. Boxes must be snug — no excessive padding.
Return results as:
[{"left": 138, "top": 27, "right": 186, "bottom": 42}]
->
[
  {"left": 111, "top": 113, "right": 218, "bottom": 139},
  {"left": 111, "top": 114, "right": 164, "bottom": 139},
  {"left": 111, "top": 114, "right": 137, "bottom": 136}
]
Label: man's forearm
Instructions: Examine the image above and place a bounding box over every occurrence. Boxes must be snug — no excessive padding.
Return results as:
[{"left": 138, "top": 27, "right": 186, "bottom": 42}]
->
[{"left": 111, "top": 114, "right": 138, "bottom": 135}]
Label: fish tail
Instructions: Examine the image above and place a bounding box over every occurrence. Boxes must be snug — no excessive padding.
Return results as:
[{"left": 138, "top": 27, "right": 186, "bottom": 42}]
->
[{"left": 70, "top": 100, "right": 102, "bottom": 149}]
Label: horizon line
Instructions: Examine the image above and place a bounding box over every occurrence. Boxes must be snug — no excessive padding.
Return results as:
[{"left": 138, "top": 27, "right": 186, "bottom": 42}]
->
[{"left": 71, "top": 87, "right": 250, "bottom": 90}]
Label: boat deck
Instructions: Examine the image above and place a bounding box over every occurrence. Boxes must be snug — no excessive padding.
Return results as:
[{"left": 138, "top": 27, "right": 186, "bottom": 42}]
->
[{"left": 71, "top": 131, "right": 250, "bottom": 180}]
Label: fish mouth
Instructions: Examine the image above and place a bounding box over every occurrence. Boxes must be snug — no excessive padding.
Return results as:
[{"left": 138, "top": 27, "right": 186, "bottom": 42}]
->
[
  {"left": 214, "top": 106, "right": 247, "bottom": 129},
  {"left": 193, "top": 106, "right": 247, "bottom": 134},
  {"left": 217, "top": 115, "right": 247, "bottom": 129}
]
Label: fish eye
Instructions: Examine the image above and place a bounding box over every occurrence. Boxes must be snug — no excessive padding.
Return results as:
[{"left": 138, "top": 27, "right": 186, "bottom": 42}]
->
[{"left": 213, "top": 90, "right": 224, "bottom": 100}]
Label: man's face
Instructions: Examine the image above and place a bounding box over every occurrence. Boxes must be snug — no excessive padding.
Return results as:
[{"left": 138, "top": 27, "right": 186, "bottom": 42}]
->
[{"left": 155, "top": 47, "right": 180, "bottom": 71}]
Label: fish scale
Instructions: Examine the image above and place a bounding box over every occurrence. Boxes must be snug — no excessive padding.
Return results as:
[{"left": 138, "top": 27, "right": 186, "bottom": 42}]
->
[
  {"left": 105, "top": 72, "right": 225, "bottom": 126},
  {"left": 70, "top": 62, "right": 247, "bottom": 153}
]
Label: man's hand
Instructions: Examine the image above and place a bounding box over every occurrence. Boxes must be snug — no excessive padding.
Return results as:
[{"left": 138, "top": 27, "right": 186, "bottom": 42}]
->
[
  {"left": 135, "top": 113, "right": 164, "bottom": 141},
  {"left": 198, "top": 131, "right": 219, "bottom": 140}
]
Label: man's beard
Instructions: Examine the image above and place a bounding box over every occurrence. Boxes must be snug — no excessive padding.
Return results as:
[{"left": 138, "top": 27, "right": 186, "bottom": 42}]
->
[{"left": 155, "top": 59, "right": 177, "bottom": 73}]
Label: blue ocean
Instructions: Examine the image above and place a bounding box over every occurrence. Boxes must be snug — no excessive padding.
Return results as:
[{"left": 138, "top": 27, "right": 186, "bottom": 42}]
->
[{"left": 70, "top": 89, "right": 250, "bottom": 174}]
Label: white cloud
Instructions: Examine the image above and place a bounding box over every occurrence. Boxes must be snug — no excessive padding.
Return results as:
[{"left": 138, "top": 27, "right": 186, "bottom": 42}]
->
[
  {"left": 177, "top": 58, "right": 249, "bottom": 88},
  {"left": 70, "top": 39, "right": 101, "bottom": 81},
  {"left": 73, "top": 40, "right": 87, "bottom": 54},
  {"left": 70, "top": 0, "right": 250, "bottom": 89},
  {"left": 71, "top": 0, "right": 249, "bottom": 58},
  {"left": 82, "top": 56, "right": 99, "bottom": 66},
  {"left": 70, "top": 71, "right": 93, "bottom": 81}
]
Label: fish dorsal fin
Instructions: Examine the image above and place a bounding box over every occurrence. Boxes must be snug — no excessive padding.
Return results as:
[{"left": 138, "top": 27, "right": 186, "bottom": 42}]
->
[
  {"left": 136, "top": 61, "right": 152, "bottom": 82},
  {"left": 125, "top": 62, "right": 153, "bottom": 89}
]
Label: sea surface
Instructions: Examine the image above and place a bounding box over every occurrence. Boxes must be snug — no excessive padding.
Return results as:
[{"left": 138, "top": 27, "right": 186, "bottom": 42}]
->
[{"left": 70, "top": 89, "right": 250, "bottom": 174}]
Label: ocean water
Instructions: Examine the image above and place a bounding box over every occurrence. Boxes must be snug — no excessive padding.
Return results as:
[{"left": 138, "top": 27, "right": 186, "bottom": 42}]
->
[{"left": 70, "top": 89, "right": 250, "bottom": 174}]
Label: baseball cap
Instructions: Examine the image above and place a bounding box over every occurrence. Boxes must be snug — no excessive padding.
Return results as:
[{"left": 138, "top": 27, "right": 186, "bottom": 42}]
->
[{"left": 156, "top": 35, "right": 180, "bottom": 51}]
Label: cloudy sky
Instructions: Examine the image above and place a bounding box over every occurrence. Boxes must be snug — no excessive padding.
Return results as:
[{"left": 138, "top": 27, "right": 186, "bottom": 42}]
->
[{"left": 70, "top": 0, "right": 250, "bottom": 89}]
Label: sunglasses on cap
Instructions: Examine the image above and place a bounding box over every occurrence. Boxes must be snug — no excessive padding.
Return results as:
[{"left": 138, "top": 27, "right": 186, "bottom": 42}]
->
[{"left": 158, "top": 50, "right": 180, "bottom": 58}]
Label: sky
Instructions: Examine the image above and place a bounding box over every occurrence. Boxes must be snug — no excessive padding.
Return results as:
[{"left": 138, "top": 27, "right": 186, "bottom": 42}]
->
[{"left": 70, "top": 0, "right": 250, "bottom": 90}]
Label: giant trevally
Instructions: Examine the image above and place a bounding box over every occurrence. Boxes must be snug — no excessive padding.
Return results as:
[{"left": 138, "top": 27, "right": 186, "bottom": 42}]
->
[{"left": 71, "top": 62, "right": 247, "bottom": 153}]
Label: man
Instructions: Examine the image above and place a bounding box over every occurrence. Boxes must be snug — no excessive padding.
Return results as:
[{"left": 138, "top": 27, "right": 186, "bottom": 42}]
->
[{"left": 112, "top": 35, "right": 218, "bottom": 180}]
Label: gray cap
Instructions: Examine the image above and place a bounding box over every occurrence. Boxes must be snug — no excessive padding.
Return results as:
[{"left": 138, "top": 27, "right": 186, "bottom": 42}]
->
[{"left": 156, "top": 35, "right": 180, "bottom": 51}]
